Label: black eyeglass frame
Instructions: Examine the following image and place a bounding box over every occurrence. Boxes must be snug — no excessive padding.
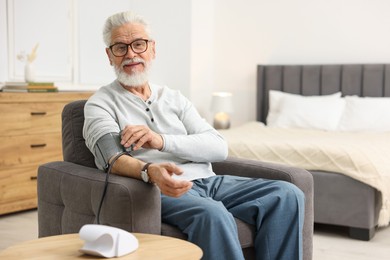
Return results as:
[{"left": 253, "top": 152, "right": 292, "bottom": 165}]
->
[{"left": 109, "top": 39, "right": 151, "bottom": 57}]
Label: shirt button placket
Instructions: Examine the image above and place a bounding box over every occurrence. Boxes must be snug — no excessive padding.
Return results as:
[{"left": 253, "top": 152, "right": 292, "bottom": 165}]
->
[{"left": 146, "top": 100, "right": 154, "bottom": 123}]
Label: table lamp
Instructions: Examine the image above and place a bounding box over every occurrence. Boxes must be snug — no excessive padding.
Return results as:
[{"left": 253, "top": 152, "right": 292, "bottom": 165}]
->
[{"left": 210, "top": 92, "right": 233, "bottom": 129}]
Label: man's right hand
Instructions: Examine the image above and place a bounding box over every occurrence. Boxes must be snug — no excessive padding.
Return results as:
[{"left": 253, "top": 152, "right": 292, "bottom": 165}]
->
[{"left": 147, "top": 163, "right": 193, "bottom": 197}]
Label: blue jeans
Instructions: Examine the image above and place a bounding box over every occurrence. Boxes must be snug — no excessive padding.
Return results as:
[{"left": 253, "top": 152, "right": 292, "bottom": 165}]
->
[{"left": 161, "top": 175, "right": 304, "bottom": 260}]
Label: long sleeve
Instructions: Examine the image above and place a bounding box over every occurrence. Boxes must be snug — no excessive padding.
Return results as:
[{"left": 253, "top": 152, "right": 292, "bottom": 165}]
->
[{"left": 161, "top": 99, "right": 228, "bottom": 163}]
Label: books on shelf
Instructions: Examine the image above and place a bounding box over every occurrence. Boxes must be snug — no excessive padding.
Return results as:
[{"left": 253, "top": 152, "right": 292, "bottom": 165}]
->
[
  {"left": 27, "top": 81, "right": 55, "bottom": 86},
  {"left": 1, "top": 81, "right": 58, "bottom": 92},
  {"left": 1, "top": 81, "right": 28, "bottom": 92},
  {"left": 4, "top": 81, "right": 28, "bottom": 87},
  {"left": 26, "top": 81, "right": 58, "bottom": 92}
]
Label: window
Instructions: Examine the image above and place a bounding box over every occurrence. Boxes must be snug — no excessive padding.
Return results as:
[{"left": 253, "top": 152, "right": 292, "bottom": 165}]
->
[{"left": 6, "top": 0, "right": 72, "bottom": 82}]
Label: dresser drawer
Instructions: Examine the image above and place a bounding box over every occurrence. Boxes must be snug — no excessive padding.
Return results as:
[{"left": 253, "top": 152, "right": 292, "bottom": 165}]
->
[
  {"left": 0, "top": 102, "right": 67, "bottom": 136},
  {"left": 0, "top": 133, "right": 62, "bottom": 167},
  {"left": 0, "top": 92, "right": 93, "bottom": 215},
  {"left": 0, "top": 165, "right": 38, "bottom": 214}
]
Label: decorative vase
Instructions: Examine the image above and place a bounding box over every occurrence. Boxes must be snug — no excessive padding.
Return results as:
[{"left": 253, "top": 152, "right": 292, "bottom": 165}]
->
[{"left": 24, "top": 62, "right": 35, "bottom": 82}]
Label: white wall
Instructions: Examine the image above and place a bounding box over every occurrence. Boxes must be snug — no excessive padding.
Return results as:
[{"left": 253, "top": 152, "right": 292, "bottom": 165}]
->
[
  {"left": 190, "top": 0, "right": 215, "bottom": 120},
  {"left": 210, "top": 0, "right": 390, "bottom": 126},
  {"left": 2, "top": 0, "right": 390, "bottom": 126}
]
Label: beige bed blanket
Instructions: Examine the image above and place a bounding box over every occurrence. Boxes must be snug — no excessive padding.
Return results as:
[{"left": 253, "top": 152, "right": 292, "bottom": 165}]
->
[{"left": 219, "top": 121, "right": 390, "bottom": 226}]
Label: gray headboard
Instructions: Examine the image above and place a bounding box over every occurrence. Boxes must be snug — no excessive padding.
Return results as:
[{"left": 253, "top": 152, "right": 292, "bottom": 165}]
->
[{"left": 257, "top": 64, "right": 390, "bottom": 123}]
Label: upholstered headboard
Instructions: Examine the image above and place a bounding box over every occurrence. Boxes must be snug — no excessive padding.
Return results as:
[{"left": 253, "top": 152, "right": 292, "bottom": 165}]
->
[{"left": 256, "top": 64, "right": 390, "bottom": 123}]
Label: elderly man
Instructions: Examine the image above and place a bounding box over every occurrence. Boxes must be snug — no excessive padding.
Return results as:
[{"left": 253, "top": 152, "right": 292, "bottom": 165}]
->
[{"left": 83, "top": 11, "right": 304, "bottom": 260}]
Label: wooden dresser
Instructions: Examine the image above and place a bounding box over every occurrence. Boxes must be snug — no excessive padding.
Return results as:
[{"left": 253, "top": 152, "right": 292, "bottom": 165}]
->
[{"left": 0, "top": 92, "right": 93, "bottom": 215}]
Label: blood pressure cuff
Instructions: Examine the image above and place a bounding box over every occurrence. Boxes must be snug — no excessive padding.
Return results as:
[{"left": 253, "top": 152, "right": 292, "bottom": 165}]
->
[{"left": 95, "top": 132, "right": 128, "bottom": 172}]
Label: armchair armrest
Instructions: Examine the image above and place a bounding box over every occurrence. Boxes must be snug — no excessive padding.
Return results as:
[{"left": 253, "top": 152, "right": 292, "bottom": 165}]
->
[
  {"left": 212, "top": 156, "right": 313, "bottom": 195},
  {"left": 212, "top": 156, "right": 314, "bottom": 259},
  {"left": 37, "top": 161, "right": 161, "bottom": 238}
]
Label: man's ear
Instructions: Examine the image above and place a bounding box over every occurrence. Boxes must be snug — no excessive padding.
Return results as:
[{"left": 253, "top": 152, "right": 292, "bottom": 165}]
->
[
  {"left": 105, "top": 48, "right": 113, "bottom": 66},
  {"left": 151, "top": 41, "right": 156, "bottom": 59}
]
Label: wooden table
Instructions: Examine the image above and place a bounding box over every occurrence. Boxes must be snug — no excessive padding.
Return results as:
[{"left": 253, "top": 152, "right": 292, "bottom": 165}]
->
[{"left": 0, "top": 233, "right": 203, "bottom": 259}]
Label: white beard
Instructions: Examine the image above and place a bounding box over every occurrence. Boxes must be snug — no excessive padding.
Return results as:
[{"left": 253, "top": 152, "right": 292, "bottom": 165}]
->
[{"left": 114, "top": 58, "right": 150, "bottom": 87}]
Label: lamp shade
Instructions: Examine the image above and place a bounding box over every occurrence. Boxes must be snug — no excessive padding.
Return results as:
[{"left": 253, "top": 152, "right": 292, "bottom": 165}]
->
[{"left": 210, "top": 92, "right": 233, "bottom": 113}]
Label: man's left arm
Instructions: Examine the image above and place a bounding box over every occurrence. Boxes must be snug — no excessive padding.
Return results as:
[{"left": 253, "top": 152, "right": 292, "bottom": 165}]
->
[{"left": 160, "top": 101, "right": 228, "bottom": 163}]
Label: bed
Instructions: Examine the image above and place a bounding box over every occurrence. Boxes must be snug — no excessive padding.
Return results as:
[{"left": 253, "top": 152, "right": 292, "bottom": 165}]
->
[{"left": 219, "top": 64, "right": 390, "bottom": 241}]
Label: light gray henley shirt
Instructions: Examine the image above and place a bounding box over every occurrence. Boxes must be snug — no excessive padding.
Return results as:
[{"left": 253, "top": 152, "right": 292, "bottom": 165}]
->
[{"left": 83, "top": 80, "right": 228, "bottom": 181}]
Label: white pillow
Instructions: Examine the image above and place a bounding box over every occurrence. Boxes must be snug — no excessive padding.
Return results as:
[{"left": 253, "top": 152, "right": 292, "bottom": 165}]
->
[
  {"left": 337, "top": 96, "right": 390, "bottom": 132},
  {"left": 267, "top": 90, "right": 299, "bottom": 125},
  {"left": 266, "top": 90, "right": 344, "bottom": 131}
]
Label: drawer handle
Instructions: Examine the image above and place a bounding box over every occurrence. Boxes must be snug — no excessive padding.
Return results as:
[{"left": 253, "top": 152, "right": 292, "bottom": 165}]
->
[
  {"left": 30, "top": 176, "right": 37, "bottom": 180},
  {"left": 30, "top": 144, "right": 47, "bottom": 148},
  {"left": 31, "top": 112, "right": 47, "bottom": 116}
]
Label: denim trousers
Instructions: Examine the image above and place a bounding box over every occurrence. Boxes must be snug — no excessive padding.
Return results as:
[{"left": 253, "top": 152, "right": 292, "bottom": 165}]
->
[{"left": 161, "top": 175, "right": 304, "bottom": 260}]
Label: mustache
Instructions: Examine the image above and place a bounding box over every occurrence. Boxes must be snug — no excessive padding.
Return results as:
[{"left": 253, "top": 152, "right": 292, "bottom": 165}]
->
[{"left": 121, "top": 57, "right": 145, "bottom": 66}]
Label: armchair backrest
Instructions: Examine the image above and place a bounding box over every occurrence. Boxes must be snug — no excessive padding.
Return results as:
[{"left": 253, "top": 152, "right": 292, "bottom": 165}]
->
[{"left": 62, "top": 100, "right": 96, "bottom": 168}]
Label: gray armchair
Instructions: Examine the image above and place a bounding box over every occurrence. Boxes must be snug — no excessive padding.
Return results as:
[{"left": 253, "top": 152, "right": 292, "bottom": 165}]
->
[{"left": 37, "top": 100, "right": 314, "bottom": 260}]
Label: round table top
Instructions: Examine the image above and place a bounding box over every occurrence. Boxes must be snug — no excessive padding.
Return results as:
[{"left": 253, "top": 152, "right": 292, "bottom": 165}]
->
[{"left": 0, "top": 233, "right": 203, "bottom": 259}]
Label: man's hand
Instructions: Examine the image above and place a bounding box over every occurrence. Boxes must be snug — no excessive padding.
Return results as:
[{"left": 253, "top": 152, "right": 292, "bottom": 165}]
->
[
  {"left": 121, "top": 125, "right": 163, "bottom": 150},
  {"left": 148, "top": 163, "right": 193, "bottom": 197}
]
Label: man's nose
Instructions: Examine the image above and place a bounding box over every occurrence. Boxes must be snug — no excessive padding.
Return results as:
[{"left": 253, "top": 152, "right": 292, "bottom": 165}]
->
[{"left": 124, "top": 45, "right": 137, "bottom": 59}]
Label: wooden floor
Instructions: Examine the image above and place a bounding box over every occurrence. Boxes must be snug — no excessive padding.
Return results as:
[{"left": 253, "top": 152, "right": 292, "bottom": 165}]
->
[{"left": 0, "top": 209, "right": 389, "bottom": 259}]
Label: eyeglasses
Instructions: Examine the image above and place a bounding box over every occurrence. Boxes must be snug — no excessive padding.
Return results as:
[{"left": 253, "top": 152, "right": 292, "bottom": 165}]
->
[{"left": 109, "top": 39, "right": 151, "bottom": 57}]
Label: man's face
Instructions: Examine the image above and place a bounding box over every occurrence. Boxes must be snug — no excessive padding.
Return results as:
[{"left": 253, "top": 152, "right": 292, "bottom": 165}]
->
[{"left": 106, "top": 23, "right": 155, "bottom": 87}]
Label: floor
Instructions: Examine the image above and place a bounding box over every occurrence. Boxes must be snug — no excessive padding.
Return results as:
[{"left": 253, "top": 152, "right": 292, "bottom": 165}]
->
[
  {"left": 313, "top": 224, "right": 390, "bottom": 259},
  {"left": 0, "top": 209, "right": 389, "bottom": 259}
]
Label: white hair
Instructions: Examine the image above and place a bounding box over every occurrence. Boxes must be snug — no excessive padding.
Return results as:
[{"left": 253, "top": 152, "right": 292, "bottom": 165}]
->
[{"left": 103, "top": 11, "right": 151, "bottom": 47}]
